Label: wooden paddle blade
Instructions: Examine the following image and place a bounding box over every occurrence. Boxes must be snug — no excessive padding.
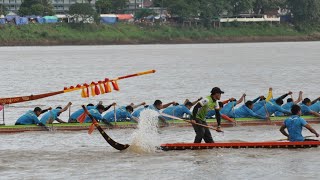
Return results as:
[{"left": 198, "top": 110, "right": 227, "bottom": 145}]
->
[
  {"left": 88, "top": 123, "right": 95, "bottom": 134},
  {"left": 81, "top": 105, "right": 129, "bottom": 151},
  {"left": 77, "top": 112, "right": 87, "bottom": 123},
  {"left": 221, "top": 114, "right": 235, "bottom": 123}
]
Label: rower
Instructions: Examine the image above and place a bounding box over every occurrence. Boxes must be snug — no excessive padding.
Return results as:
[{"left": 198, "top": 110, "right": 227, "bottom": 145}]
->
[
  {"left": 280, "top": 104, "right": 319, "bottom": 141},
  {"left": 300, "top": 98, "right": 320, "bottom": 117},
  {"left": 275, "top": 91, "right": 303, "bottom": 116},
  {"left": 253, "top": 98, "right": 291, "bottom": 118},
  {"left": 132, "top": 100, "right": 176, "bottom": 118},
  {"left": 229, "top": 100, "right": 267, "bottom": 119},
  {"left": 162, "top": 101, "right": 193, "bottom": 120},
  {"left": 84, "top": 104, "right": 107, "bottom": 123},
  {"left": 102, "top": 105, "right": 139, "bottom": 123},
  {"left": 192, "top": 87, "right": 224, "bottom": 143},
  {"left": 40, "top": 102, "right": 72, "bottom": 125},
  {"left": 68, "top": 102, "right": 115, "bottom": 123},
  {"left": 310, "top": 98, "right": 320, "bottom": 113},
  {"left": 220, "top": 93, "right": 246, "bottom": 117},
  {"left": 15, "top": 107, "right": 52, "bottom": 125}
]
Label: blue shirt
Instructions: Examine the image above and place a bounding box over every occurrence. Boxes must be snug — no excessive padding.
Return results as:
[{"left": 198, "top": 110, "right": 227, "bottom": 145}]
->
[
  {"left": 300, "top": 104, "right": 312, "bottom": 115},
  {"left": 40, "top": 109, "right": 61, "bottom": 125},
  {"left": 310, "top": 102, "right": 320, "bottom": 113},
  {"left": 85, "top": 109, "right": 103, "bottom": 123},
  {"left": 69, "top": 106, "right": 96, "bottom": 121},
  {"left": 275, "top": 102, "right": 294, "bottom": 116},
  {"left": 16, "top": 110, "right": 41, "bottom": 125},
  {"left": 284, "top": 115, "right": 308, "bottom": 142},
  {"left": 132, "top": 107, "right": 147, "bottom": 118},
  {"left": 148, "top": 104, "right": 160, "bottom": 112},
  {"left": 254, "top": 101, "right": 291, "bottom": 117},
  {"left": 162, "top": 105, "right": 191, "bottom": 120},
  {"left": 252, "top": 100, "right": 265, "bottom": 112},
  {"left": 103, "top": 107, "right": 132, "bottom": 122},
  {"left": 220, "top": 101, "right": 237, "bottom": 117},
  {"left": 232, "top": 105, "right": 265, "bottom": 119}
]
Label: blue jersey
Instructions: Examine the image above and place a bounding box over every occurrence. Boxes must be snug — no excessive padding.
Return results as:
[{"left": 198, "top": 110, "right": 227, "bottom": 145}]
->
[
  {"left": 69, "top": 106, "right": 96, "bottom": 121},
  {"left": 85, "top": 109, "right": 103, "bottom": 123},
  {"left": 40, "top": 109, "right": 61, "bottom": 125},
  {"left": 148, "top": 105, "right": 160, "bottom": 112},
  {"left": 310, "top": 102, "right": 320, "bottom": 113},
  {"left": 220, "top": 101, "right": 237, "bottom": 117},
  {"left": 300, "top": 104, "right": 312, "bottom": 115},
  {"left": 132, "top": 107, "right": 147, "bottom": 118},
  {"left": 162, "top": 105, "right": 191, "bottom": 120},
  {"left": 284, "top": 115, "right": 308, "bottom": 142},
  {"left": 275, "top": 102, "right": 294, "bottom": 116},
  {"left": 16, "top": 110, "right": 41, "bottom": 125},
  {"left": 254, "top": 101, "right": 291, "bottom": 117},
  {"left": 232, "top": 105, "right": 265, "bottom": 119},
  {"left": 252, "top": 100, "right": 265, "bottom": 112},
  {"left": 103, "top": 107, "right": 132, "bottom": 122}
]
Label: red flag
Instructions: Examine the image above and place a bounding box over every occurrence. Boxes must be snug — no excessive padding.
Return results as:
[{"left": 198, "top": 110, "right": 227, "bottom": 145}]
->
[
  {"left": 94, "top": 83, "right": 100, "bottom": 95},
  {"left": 111, "top": 81, "right": 120, "bottom": 91}
]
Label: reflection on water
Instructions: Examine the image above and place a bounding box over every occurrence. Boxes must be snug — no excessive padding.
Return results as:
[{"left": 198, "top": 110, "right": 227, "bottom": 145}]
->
[{"left": 1, "top": 42, "right": 320, "bottom": 179}]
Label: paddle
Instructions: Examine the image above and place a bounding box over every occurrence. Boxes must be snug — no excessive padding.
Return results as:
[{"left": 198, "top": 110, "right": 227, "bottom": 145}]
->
[
  {"left": 81, "top": 105, "right": 129, "bottom": 151},
  {"left": 160, "top": 113, "right": 223, "bottom": 132},
  {"left": 0, "top": 70, "right": 156, "bottom": 105}
]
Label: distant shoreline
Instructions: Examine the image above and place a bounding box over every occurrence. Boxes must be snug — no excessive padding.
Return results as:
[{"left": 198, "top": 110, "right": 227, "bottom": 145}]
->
[
  {"left": 0, "top": 23, "right": 319, "bottom": 46},
  {"left": 1, "top": 35, "right": 320, "bottom": 46}
]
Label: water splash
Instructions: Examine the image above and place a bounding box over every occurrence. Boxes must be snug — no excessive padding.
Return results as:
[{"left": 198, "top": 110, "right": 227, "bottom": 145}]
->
[{"left": 128, "top": 109, "right": 160, "bottom": 153}]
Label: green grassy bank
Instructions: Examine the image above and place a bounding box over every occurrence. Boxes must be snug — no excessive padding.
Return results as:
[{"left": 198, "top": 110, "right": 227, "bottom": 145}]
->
[{"left": 0, "top": 23, "right": 320, "bottom": 46}]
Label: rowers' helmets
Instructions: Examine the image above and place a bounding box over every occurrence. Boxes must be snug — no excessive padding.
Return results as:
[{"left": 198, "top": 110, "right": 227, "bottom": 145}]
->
[{"left": 211, "top": 87, "right": 224, "bottom": 95}]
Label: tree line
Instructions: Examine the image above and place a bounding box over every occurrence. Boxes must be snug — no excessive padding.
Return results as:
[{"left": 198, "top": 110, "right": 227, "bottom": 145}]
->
[{"left": 1, "top": 0, "right": 318, "bottom": 26}]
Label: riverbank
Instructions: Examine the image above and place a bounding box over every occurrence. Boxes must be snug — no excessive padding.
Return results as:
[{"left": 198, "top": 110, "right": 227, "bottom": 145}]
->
[{"left": 1, "top": 23, "right": 320, "bottom": 46}]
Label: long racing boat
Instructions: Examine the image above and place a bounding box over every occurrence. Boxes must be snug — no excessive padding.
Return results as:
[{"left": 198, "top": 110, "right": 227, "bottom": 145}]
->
[
  {"left": 160, "top": 141, "right": 320, "bottom": 150},
  {"left": 0, "top": 116, "right": 319, "bottom": 134}
]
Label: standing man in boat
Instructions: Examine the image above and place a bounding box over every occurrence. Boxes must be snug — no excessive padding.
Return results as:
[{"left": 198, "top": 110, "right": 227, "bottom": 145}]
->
[
  {"left": 15, "top": 107, "right": 52, "bottom": 125},
  {"left": 40, "top": 102, "right": 72, "bottom": 125},
  {"left": 280, "top": 104, "right": 319, "bottom": 141},
  {"left": 192, "top": 87, "right": 224, "bottom": 143}
]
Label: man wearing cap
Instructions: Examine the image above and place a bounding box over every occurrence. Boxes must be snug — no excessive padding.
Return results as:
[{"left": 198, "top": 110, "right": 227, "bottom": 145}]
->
[{"left": 192, "top": 87, "right": 224, "bottom": 143}]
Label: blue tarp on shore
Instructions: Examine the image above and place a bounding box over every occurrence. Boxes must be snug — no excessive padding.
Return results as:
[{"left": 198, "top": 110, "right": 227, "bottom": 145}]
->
[
  {"left": 100, "top": 17, "right": 117, "bottom": 24},
  {"left": 15, "top": 17, "right": 29, "bottom": 25},
  {"left": 0, "top": 18, "right": 5, "bottom": 24},
  {"left": 43, "top": 16, "right": 58, "bottom": 23}
]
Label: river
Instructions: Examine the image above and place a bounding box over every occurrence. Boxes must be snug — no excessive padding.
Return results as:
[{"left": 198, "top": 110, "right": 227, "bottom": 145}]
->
[{"left": 0, "top": 42, "right": 320, "bottom": 179}]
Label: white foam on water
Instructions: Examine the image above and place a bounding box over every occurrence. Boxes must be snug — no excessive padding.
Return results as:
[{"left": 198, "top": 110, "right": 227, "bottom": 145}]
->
[{"left": 127, "top": 109, "right": 160, "bottom": 153}]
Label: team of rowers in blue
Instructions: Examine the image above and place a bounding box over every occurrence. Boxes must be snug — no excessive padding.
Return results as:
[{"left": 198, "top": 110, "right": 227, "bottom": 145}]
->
[{"left": 14, "top": 87, "right": 320, "bottom": 142}]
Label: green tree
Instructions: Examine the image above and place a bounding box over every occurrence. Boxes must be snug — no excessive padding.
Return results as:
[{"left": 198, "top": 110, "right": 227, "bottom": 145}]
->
[
  {"left": 69, "top": 3, "right": 96, "bottom": 23},
  {"left": 287, "top": 0, "right": 320, "bottom": 24},
  {"left": 95, "top": 0, "right": 112, "bottom": 14},
  {"left": 110, "top": 0, "right": 128, "bottom": 13},
  {"left": 167, "top": 0, "right": 200, "bottom": 22},
  {"left": 18, "top": 0, "right": 54, "bottom": 16},
  {"left": 0, "top": 4, "right": 8, "bottom": 15},
  {"left": 199, "top": 0, "right": 232, "bottom": 27},
  {"left": 230, "top": 0, "right": 254, "bottom": 15},
  {"left": 135, "top": 8, "right": 155, "bottom": 19},
  {"left": 253, "top": 0, "right": 286, "bottom": 14}
]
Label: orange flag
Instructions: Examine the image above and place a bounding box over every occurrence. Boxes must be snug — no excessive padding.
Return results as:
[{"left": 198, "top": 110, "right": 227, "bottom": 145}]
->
[
  {"left": 77, "top": 112, "right": 87, "bottom": 123},
  {"left": 104, "top": 82, "right": 112, "bottom": 93},
  {"left": 91, "top": 82, "right": 96, "bottom": 97},
  {"left": 98, "top": 81, "right": 105, "bottom": 94},
  {"left": 88, "top": 123, "right": 95, "bottom": 134},
  {"left": 81, "top": 87, "right": 86, "bottom": 98}
]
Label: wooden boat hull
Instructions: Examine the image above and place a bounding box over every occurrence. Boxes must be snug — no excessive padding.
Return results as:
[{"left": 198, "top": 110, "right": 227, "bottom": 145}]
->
[
  {"left": 0, "top": 116, "right": 319, "bottom": 134},
  {"left": 160, "top": 141, "right": 320, "bottom": 150}
]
